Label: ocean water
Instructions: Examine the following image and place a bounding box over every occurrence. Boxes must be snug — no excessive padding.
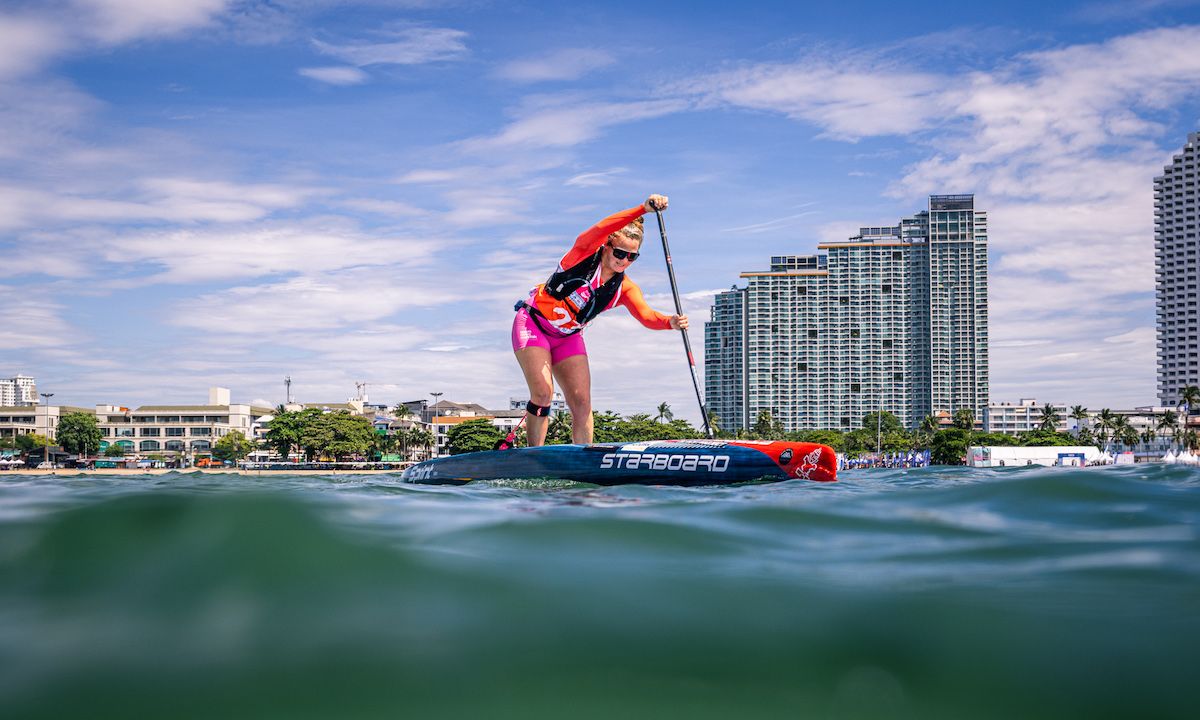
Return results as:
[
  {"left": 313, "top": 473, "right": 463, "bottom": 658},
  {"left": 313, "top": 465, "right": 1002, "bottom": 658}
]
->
[{"left": 0, "top": 465, "right": 1197, "bottom": 719}]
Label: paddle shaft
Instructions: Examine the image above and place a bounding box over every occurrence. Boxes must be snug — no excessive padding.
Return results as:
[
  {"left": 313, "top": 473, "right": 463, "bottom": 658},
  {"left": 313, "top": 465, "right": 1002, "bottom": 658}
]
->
[{"left": 654, "top": 209, "right": 713, "bottom": 438}]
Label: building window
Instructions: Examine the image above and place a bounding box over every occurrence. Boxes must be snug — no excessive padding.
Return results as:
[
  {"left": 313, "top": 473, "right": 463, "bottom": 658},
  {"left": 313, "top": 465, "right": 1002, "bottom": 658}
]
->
[
  {"left": 882, "top": 339, "right": 893, "bottom": 348},
  {"left": 809, "top": 330, "right": 818, "bottom": 338}
]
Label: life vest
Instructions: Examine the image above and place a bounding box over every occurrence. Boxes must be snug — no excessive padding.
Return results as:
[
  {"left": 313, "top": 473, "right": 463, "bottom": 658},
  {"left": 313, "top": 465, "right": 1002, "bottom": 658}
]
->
[{"left": 525, "top": 248, "right": 624, "bottom": 335}]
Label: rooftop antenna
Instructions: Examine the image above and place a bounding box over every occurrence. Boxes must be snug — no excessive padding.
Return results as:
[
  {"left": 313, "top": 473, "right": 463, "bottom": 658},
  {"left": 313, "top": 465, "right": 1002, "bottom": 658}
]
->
[
  {"left": 285, "top": 376, "right": 292, "bottom": 404},
  {"left": 355, "top": 381, "right": 369, "bottom": 403}
]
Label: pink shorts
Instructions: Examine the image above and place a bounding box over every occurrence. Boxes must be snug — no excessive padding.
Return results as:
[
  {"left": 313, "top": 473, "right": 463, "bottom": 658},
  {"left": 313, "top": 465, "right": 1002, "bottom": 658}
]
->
[{"left": 512, "top": 308, "right": 587, "bottom": 364}]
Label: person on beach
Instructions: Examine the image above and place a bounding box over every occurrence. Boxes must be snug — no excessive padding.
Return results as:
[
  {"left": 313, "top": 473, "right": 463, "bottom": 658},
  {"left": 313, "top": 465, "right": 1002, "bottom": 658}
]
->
[{"left": 513, "top": 194, "right": 687, "bottom": 446}]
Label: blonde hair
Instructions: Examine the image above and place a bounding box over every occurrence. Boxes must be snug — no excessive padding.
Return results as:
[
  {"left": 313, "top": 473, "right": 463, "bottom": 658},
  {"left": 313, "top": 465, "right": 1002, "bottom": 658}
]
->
[{"left": 613, "top": 216, "right": 644, "bottom": 245}]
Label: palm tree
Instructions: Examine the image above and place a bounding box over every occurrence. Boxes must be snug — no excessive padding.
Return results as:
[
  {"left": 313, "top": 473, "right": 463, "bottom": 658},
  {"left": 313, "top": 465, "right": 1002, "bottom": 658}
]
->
[
  {"left": 1069, "top": 405, "right": 1088, "bottom": 436},
  {"left": 547, "top": 412, "right": 572, "bottom": 445},
  {"left": 1109, "top": 415, "right": 1132, "bottom": 450},
  {"left": 919, "top": 414, "right": 939, "bottom": 435},
  {"left": 409, "top": 427, "right": 434, "bottom": 460},
  {"left": 1095, "top": 408, "right": 1116, "bottom": 447},
  {"left": 707, "top": 411, "right": 722, "bottom": 437},
  {"left": 1178, "top": 386, "right": 1200, "bottom": 417},
  {"left": 1158, "top": 410, "right": 1179, "bottom": 450},
  {"left": 655, "top": 402, "right": 674, "bottom": 424},
  {"left": 1038, "top": 403, "right": 1062, "bottom": 432},
  {"left": 1179, "top": 387, "right": 1200, "bottom": 445},
  {"left": 393, "top": 403, "right": 414, "bottom": 422}
]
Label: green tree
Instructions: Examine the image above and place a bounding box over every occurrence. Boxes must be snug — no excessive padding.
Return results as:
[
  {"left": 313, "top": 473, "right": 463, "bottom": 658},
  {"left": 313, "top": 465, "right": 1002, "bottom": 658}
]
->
[
  {"left": 1069, "top": 405, "right": 1089, "bottom": 434},
  {"left": 410, "top": 427, "right": 435, "bottom": 459},
  {"left": 1017, "top": 429, "right": 1075, "bottom": 446},
  {"left": 952, "top": 408, "right": 975, "bottom": 430},
  {"left": 787, "top": 429, "right": 845, "bottom": 452},
  {"left": 1179, "top": 386, "right": 1200, "bottom": 417},
  {"left": 1038, "top": 404, "right": 1062, "bottom": 432},
  {"left": 212, "top": 430, "right": 255, "bottom": 462},
  {"left": 1109, "top": 415, "right": 1133, "bottom": 450},
  {"left": 860, "top": 411, "right": 904, "bottom": 452},
  {"left": 16, "top": 433, "right": 49, "bottom": 453},
  {"left": 930, "top": 428, "right": 970, "bottom": 465},
  {"left": 546, "top": 412, "right": 573, "bottom": 445},
  {"left": 263, "top": 408, "right": 320, "bottom": 460},
  {"left": 973, "top": 431, "right": 1019, "bottom": 447},
  {"left": 751, "top": 410, "right": 784, "bottom": 439},
  {"left": 446, "top": 418, "right": 503, "bottom": 455},
  {"left": 104, "top": 443, "right": 126, "bottom": 457},
  {"left": 706, "top": 411, "right": 722, "bottom": 437},
  {"left": 1094, "top": 408, "right": 1116, "bottom": 446},
  {"left": 1157, "top": 410, "right": 1179, "bottom": 448},
  {"left": 654, "top": 402, "right": 673, "bottom": 423},
  {"left": 56, "top": 412, "right": 103, "bottom": 456},
  {"left": 299, "top": 412, "right": 376, "bottom": 461}
]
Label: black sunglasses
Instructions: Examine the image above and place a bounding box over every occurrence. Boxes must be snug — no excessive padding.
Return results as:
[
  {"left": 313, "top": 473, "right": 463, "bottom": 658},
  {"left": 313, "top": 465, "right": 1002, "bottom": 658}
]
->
[{"left": 607, "top": 242, "right": 640, "bottom": 262}]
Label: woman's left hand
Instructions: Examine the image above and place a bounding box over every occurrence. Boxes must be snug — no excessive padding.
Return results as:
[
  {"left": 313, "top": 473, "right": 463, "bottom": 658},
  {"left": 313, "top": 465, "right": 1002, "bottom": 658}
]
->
[{"left": 670, "top": 314, "right": 689, "bottom": 330}]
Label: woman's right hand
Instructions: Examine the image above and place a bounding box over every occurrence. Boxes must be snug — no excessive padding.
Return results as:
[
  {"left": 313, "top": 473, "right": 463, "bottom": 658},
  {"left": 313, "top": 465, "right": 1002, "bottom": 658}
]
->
[{"left": 644, "top": 194, "right": 668, "bottom": 213}]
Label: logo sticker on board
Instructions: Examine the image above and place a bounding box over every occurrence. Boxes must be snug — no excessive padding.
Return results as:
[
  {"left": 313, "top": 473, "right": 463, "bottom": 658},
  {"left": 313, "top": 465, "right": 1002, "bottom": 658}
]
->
[{"left": 794, "top": 448, "right": 822, "bottom": 479}]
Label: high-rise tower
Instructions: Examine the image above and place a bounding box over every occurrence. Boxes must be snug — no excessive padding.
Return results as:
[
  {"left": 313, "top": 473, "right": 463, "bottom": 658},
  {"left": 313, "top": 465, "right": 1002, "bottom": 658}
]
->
[
  {"left": 705, "top": 195, "right": 989, "bottom": 433},
  {"left": 1156, "top": 132, "right": 1200, "bottom": 407}
]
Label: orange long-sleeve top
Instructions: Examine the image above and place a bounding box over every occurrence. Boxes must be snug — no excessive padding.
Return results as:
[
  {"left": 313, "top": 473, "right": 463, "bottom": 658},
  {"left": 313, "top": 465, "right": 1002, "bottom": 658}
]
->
[{"left": 556, "top": 205, "right": 673, "bottom": 331}]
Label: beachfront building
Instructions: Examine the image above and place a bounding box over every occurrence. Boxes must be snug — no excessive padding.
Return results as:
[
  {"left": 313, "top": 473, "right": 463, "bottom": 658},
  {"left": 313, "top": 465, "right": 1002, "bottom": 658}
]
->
[
  {"left": 0, "top": 402, "right": 91, "bottom": 443},
  {"left": 706, "top": 195, "right": 988, "bottom": 432},
  {"left": 94, "top": 387, "right": 271, "bottom": 460},
  {"left": 1156, "top": 131, "right": 1200, "bottom": 408},
  {"left": 983, "top": 399, "right": 1071, "bottom": 435},
  {"left": 0, "top": 387, "right": 270, "bottom": 463},
  {"left": 0, "top": 374, "right": 37, "bottom": 406}
]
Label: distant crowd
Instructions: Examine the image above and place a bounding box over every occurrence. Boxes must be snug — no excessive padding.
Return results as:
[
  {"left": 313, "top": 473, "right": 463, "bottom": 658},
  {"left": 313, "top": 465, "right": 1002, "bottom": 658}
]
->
[{"left": 838, "top": 450, "right": 932, "bottom": 470}]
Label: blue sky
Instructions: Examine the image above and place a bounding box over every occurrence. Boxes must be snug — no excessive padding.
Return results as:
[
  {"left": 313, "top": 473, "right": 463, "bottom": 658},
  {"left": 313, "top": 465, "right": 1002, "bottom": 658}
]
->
[{"left": 3, "top": 0, "right": 1200, "bottom": 420}]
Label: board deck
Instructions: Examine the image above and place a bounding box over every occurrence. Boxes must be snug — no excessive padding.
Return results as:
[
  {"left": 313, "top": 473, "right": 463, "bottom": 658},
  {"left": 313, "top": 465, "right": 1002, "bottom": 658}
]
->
[{"left": 400, "top": 439, "right": 837, "bottom": 486}]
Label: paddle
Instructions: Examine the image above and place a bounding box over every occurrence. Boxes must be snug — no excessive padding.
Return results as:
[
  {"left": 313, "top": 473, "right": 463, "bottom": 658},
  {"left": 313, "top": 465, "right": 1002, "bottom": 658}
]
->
[
  {"left": 494, "top": 414, "right": 526, "bottom": 451},
  {"left": 654, "top": 208, "right": 714, "bottom": 439}
]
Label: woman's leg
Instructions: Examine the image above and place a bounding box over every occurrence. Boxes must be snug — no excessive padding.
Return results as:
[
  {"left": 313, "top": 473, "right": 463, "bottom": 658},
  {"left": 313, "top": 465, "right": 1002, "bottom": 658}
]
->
[
  {"left": 552, "top": 353, "right": 593, "bottom": 444},
  {"left": 515, "top": 346, "right": 554, "bottom": 446}
]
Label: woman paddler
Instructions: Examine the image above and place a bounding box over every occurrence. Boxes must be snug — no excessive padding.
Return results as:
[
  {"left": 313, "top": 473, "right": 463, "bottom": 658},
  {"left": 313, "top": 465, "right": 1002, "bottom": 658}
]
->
[{"left": 513, "top": 194, "right": 688, "bottom": 446}]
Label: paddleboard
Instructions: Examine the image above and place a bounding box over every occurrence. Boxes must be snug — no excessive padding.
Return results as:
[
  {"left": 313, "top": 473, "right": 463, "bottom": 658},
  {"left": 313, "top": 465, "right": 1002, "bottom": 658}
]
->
[{"left": 400, "top": 439, "right": 837, "bottom": 486}]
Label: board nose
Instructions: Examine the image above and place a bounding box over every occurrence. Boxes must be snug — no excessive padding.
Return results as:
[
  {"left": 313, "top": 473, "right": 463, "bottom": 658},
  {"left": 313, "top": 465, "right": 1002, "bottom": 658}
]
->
[{"left": 779, "top": 443, "right": 838, "bottom": 482}]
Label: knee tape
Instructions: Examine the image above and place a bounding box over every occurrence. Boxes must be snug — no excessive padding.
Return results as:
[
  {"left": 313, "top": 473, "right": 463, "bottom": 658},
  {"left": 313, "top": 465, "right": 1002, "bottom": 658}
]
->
[{"left": 526, "top": 401, "right": 551, "bottom": 417}]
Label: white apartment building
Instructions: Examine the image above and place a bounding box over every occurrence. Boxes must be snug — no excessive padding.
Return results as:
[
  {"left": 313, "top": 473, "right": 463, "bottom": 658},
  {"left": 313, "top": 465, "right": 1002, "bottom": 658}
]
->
[
  {"left": 1, "top": 387, "right": 271, "bottom": 459},
  {"left": 983, "top": 399, "right": 1071, "bottom": 435},
  {"left": 0, "top": 375, "right": 37, "bottom": 406}
]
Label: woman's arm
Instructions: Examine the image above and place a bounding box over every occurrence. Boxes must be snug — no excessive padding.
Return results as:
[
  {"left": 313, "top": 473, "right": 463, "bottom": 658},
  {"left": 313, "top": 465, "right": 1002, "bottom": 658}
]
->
[
  {"left": 559, "top": 204, "right": 647, "bottom": 269},
  {"left": 617, "top": 279, "right": 680, "bottom": 330}
]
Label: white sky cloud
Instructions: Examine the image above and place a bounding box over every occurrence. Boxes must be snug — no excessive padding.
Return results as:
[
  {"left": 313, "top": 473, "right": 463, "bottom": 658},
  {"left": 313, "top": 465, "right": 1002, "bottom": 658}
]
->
[
  {"left": 496, "top": 48, "right": 616, "bottom": 83},
  {"left": 298, "top": 65, "right": 369, "bottom": 85},
  {"left": 312, "top": 26, "right": 468, "bottom": 66},
  {"left": 74, "top": 0, "right": 231, "bottom": 44},
  {"left": 0, "top": 14, "right": 67, "bottom": 80},
  {"left": 459, "top": 98, "right": 689, "bottom": 151}
]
